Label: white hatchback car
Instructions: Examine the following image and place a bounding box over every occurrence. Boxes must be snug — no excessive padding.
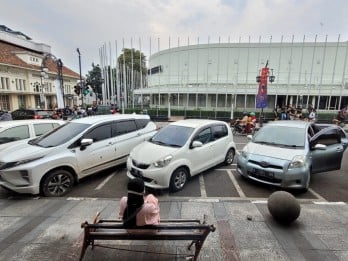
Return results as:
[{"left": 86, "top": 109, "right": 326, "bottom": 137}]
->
[
  {"left": 0, "top": 114, "right": 157, "bottom": 197},
  {"left": 127, "top": 119, "right": 236, "bottom": 192},
  {"left": 0, "top": 119, "right": 65, "bottom": 151}
]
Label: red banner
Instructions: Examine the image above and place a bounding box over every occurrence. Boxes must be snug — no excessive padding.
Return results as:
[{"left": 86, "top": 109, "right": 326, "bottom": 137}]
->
[{"left": 256, "top": 67, "right": 269, "bottom": 108}]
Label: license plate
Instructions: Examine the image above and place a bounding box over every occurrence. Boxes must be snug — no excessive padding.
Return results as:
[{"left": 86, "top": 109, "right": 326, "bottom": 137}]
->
[{"left": 253, "top": 169, "right": 274, "bottom": 178}]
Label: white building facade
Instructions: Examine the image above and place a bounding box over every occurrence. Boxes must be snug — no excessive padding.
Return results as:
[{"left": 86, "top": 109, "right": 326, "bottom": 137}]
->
[{"left": 138, "top": 38, "right": 348, "bottom": 113}]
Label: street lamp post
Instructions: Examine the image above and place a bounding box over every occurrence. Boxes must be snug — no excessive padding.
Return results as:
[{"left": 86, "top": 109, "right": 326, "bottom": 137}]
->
[
  {"left": 41, "top": 53, "right": 65, "bottom": 109},
  {"left": 77, "top": 48, "right": 83, "bottom": 107}
]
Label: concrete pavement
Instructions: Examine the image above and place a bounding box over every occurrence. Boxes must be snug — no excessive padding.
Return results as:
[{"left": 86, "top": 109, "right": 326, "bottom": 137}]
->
[{"left": 0, "top": 196, "right": 347, "bottom": 261}]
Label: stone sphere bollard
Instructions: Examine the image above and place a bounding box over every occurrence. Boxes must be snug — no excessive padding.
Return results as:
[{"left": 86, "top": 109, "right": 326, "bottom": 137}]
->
[{"left": 267, "top": 191, "right": 301, "bottom": 225}]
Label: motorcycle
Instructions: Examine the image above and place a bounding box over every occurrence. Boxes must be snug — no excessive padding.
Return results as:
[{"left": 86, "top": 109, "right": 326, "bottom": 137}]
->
[{"left": 232, "top": 120, "right": 255, "bottom": 135}]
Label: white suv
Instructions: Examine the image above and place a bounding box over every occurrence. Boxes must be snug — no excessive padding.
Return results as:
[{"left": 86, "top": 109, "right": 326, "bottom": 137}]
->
[
  {"left": 127, "top": 119, "right": 236, "bottom": 192},
  {"left": 0, "top": 114, "right": 157, "bottom": 197}
]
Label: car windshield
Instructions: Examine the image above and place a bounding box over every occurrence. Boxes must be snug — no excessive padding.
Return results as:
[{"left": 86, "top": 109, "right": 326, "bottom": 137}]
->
[
  {"left": 252, "top": 125, "right": 306, "bottom": 147},
  {"left": 150, "top": 125, "right": 194, "bottom": 147},
  {"left": 29, "top": 122, "right": 91, "bottom": 148}
]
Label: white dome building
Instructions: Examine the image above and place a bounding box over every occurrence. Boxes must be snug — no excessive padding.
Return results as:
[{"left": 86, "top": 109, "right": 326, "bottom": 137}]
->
[{"left": 136, "top": 39, "right": 348, "bottom": 115}]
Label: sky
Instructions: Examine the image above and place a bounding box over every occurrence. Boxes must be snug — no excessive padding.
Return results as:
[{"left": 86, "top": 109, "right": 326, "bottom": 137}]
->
[{"left": 1, "top": 0, "right": 348, "bottom": 76}]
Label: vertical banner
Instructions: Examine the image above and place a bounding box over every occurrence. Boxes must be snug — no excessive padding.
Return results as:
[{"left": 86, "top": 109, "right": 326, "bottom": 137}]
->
[
  {"left": 54, "top": 79, "right": 64, "bottom": 109},
  {"left": 256, "top": 63, "right": 269, "bottom": 108}
]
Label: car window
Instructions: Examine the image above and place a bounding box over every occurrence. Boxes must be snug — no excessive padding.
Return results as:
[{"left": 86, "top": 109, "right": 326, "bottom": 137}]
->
[
  {"left": 33, "top": 122, "right": 91, "bottom": 147},
  {"left": 33, "top": 123, "right": 56, "bottom": 136},
  {"left": 193, "top": 127, "right": 212, "bottom": 144},
  {"left": 113, "top": 120, "right": 137, "bottom": 136},
  {"left": 253, "top": 125, "right": 306, "bottom": 147},
  {"left": 0, "top": 125, "right": 30, "bottom": 144},
  {"left": 311, "top": 127, "right": 341, "bottom": 146},
  {"left": 135, "top": 119, "right": 150, "bottom": 129},
  {"left": 84, "top": 124, "right": 112, "bottom": 142},
  {"left": 212, "top": 124, "right": 228, "bottom": 140},
  {"left": 151, "top": 125, "right": 194, "bottom": 147}
]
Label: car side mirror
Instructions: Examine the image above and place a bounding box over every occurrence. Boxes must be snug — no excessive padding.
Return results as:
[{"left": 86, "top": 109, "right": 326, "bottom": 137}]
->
[
  {"left": 191, "top": 140, "right": 203, "bottom": 148},
  {"left": 313, "top": 143, "right": 327, "bottom": 150},
  {"left": 80, "top": 138, "right": 93, "bottom": 150}
]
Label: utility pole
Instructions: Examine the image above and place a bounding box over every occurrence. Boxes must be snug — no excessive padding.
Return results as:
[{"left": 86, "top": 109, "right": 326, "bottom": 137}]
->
[{"left": 77, "top": 48, "right": 83, "bottom": 107}]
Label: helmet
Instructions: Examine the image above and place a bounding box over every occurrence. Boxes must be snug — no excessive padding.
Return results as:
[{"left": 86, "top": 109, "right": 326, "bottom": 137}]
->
[{"left": 250, "top": 112, "right": 255, "bottom": 116}]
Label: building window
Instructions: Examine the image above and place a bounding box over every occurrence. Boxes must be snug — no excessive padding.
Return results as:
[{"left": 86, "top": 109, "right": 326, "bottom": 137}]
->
[
  {"left": 0, "top": 77, "right": 5, "bottom": 89},
  {"left": 35, "top": 95, "right": 41, "bottom": 108},
  {"left": 15, "top": 79, "right": 26, "bottom": 91},
  {"left": 0, "top": 95, "right": 10, "bottom": 110},
  {"left": 18, "top": 95, "right": 26, "bottom": 109}
]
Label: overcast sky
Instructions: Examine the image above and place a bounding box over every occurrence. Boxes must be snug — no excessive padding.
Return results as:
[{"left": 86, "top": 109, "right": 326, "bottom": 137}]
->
[{"left": 1, "top": 0, "right": 347, "bottom": 75}]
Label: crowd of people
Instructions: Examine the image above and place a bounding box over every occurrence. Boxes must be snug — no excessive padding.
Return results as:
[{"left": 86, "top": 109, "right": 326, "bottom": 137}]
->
[{"left": 273, "top": 104, "right": 317, "bottom": 122}]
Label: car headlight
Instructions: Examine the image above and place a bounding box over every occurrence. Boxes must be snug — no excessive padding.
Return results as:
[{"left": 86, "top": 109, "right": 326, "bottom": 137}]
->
[
  {"left": 14, "top": 156, "right": 44, "bottom": 167},
  {"left": 289, "top": 155, "right": 306, "bottom": 169},
  {"left": 154, "top": 155, "right": 172, "bottom": 168}
]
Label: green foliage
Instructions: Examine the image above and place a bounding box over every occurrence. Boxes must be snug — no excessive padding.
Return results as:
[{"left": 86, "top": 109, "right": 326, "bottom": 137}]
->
[
  {"left": 85, "top": 63, "right": 103, "bottom": 100},
  {"left": 117, "top": 48, "right": 147, "bottom": 74}
]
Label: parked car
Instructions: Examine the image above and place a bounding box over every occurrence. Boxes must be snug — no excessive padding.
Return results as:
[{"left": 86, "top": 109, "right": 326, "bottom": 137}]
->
[
  {"left": 237, "top": 120, "right": 348, "bottom": 192},
  {"left": 11, "top": 109, "right": 55, "bottom": 120},
  {"left": 127, "top": 119, "right": 236, "bottom": 192},
  {"left": 0, "top": 114, "right": 157, "bottom": 197},
  {"left": 0, "top": 119, "right": 65, "bottom": 151}
]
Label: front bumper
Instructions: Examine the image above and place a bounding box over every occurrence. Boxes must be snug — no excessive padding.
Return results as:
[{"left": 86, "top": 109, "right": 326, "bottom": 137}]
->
[
  {"left": 236, "top": 155, "right": 309, "bottom": 189},
  {"left": 126, "top": 157, "right": 174, "bottom": 189}
]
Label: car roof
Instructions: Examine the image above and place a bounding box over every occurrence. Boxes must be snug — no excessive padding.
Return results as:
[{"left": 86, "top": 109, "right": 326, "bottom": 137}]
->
[
  {"left": 266, "top": 120, "right": 310, "bottom": 129},
  {"left": 0, "top": 119, "right": 65, "bottom": 128},
  {"left": 169, "top": 119, "right": 226, "bottom": 128},
  {"left": 69, "top": 114, "right": 151, "bottom": 124}
]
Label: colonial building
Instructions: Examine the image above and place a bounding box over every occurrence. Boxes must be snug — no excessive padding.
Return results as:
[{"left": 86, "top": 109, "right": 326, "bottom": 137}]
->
[
  {"left": 135, "top": 37, "right": 348, "bottom": 113},
  {"left": 0, "top": 25, "right": 80, "bottom": 111}
]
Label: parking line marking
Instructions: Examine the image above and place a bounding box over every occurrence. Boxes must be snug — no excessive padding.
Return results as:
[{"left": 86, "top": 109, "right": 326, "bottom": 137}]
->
[
  {"left": 313, "top": 201, "right": 345, "bottom": 205},
  {"left": 308, "top": 187, "right": 327, "bottom": 201},
  {"left": 95, "top": 173, "right": 115, "bottom": 190},
  {"left": 227, "top": 169, "right": 246, "bottom": 198},
  {"left": 199, "top": 175, "right": 207, "bottom": 197}
]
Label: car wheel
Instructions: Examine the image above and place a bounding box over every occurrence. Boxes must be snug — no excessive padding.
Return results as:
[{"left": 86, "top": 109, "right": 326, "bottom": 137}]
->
[
  {"left": 224, "top": 148, "right": 235, "bottom": 165},
  {"left": 170, "top": 167, "right": 189, "bottom": 192},
  {"left": 41, "top": 169, "right": 74, "bottom": 197}
]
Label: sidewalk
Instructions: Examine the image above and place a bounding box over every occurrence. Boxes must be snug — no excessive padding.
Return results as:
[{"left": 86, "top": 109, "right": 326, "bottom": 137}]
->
[{"left": 0, "top": 197, "right": 347, "bottom": 261}]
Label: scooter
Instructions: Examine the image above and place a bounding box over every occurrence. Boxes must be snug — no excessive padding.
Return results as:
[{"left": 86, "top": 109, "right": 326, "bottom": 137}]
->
[{"left": 232, "top": 121, "right": 255, "bottom": 135}]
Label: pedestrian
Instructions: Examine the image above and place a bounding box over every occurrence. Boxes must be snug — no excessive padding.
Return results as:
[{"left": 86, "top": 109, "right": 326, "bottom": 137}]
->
[
  {"left": 119, "top": 178, "right": 160, "bottom": 228},
  {"left": 308, "top": 108, "right": 317, "bottom": 122},
  {"left": 0, "top": 111, "right": 12, "bottom": 121},
  {"left": 333, "top": 107, "right": 347, "bottom": 127}
]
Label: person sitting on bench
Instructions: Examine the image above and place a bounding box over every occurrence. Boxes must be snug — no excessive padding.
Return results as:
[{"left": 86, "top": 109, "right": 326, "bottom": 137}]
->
[{"left": 119, "top": 178, "right": 160, "bottom": 227}]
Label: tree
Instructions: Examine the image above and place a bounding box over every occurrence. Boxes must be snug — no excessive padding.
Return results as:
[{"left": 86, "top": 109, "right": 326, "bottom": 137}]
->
[
  {"left": 117, "top": 48, "right": 147, "bottom": 75},
  {"left": 85, "top": 63, "right": 103, "bottom": 101},
  {"left": 117, "top": 48, "right": 147, "bottom": 106}
]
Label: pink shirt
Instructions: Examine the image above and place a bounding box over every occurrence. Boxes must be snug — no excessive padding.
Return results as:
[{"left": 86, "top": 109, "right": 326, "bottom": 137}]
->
[{"left": 119, "top": 194, "right": 160, "bottom": 226}]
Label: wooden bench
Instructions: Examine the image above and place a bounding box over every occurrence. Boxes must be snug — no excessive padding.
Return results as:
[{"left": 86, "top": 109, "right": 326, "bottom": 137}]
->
[{"left": 79, "top": 212, "right": 216, "bottom": 261}]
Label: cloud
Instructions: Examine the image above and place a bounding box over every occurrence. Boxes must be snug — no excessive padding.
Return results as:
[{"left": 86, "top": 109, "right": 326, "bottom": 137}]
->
[{"left": 1, "top": 0, "right": 347, "bottom": 75}]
